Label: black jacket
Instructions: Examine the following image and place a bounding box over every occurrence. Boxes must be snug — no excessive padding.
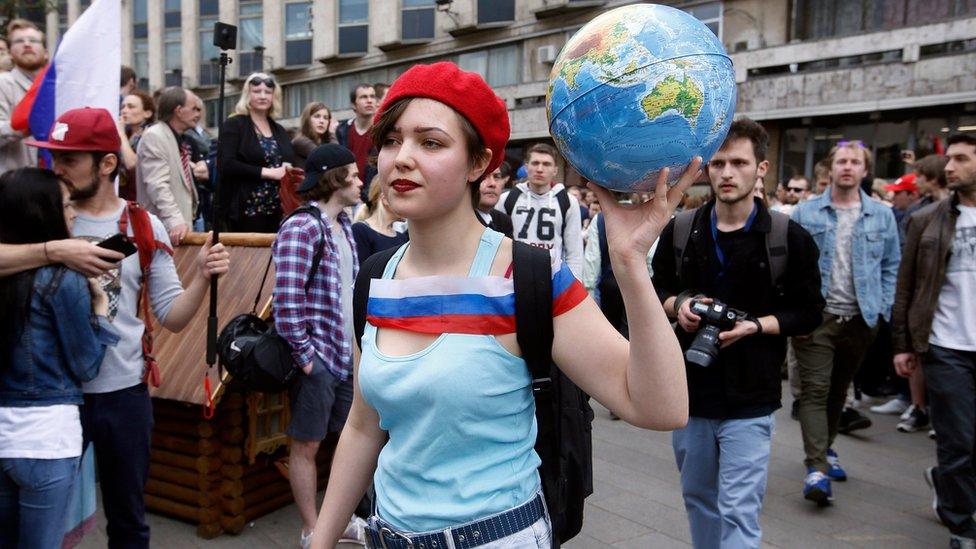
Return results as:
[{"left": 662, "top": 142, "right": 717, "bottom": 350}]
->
[
  {"left": 487, "top": 209, "right": 513, "bottom": 238},
  {"left": 216, "top": 114, "right": 295, "bottom": 225},
  {"left": 651, "top": 199, "right": 825, "bottom": 416}
]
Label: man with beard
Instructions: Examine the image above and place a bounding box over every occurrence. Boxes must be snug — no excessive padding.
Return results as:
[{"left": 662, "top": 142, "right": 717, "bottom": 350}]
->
[
  {"left": 23, "top": 107, "right": 230, "bottom": 547},
  {"left": 476, "top": 162, "right": 513, "bottom": 237},
  {"left": 651, "top": 118, "right": 824, "bottom": 548},
  {"left": 892, "top": 134, "right": 976, "bottom": 549},
  {"left": 0, "top": 19, "right": 47, "bottom": 174},
  {"left": 791, "top": 140, "right": 900, "bottom": 505}
]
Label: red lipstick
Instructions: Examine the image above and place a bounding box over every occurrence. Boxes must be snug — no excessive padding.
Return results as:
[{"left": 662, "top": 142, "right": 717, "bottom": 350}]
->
[{"left": 391, "top": 179, "right": 420, "bottom": 193}]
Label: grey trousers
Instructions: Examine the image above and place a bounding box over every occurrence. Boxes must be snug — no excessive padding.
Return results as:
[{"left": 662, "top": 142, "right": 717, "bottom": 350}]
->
[{"left": 924, "top": 344, "right": 976, "bottom": 539}]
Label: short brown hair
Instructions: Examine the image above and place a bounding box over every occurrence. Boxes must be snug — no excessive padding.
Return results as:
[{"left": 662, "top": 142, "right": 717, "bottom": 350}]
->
[
  {"left": 125, "top": 89, "right": 157, "bottom": 123},
  {"left": 299, "top": 165, "right": 352, "bottom": 203},
  {"left": 156, "top": 86, "right": 188, "bottom": 122},
  {"left": 372, "top": 97, "right": 490, "bottom": 209},
  {"left": 526, "top": 142, "right": 557, "bottom": 162},
  {"left": 721, "top": 117, "right": 768, "bottom": 162},
  {"left": 827, "top": 142, "right": 874, "bottom": 175},
  {"left": 914, "top": 154, "right": 948, "bottom": 188},
  {"left": 6, "top": 19, "right": 42, "bottom": 40},
  {"left": 120, "top": 65, "right": 137, "bottom": 87}
]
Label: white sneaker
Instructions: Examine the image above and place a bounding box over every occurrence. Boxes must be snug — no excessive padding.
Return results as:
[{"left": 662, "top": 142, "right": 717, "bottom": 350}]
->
[
  {"left": 900, "top": 403, "right": 916, "bottom": 421},
  {"left": 300, "top": 529, "right": 313, "bottom": 549},
  {"left": 870, "top": 397, "right": 910, "bottom": 415},
  {"left": 339, "top": 517, "right": 367, "bottom": 546}
]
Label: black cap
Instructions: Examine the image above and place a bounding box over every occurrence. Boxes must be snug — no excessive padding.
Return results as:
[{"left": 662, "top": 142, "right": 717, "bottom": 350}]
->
[{"left": 297, "top": 144, "right": 357, "bottom": 192}]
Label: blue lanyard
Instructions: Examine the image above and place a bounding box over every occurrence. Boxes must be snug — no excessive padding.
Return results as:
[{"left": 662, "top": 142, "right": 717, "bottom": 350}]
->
[{"left": 710, "top": 204, "right": 758, "bottom": 280}]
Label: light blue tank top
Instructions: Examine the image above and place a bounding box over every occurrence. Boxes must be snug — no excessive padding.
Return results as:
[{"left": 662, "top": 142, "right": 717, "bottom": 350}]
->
[{"left": 358, "top": 229, "right": 542, "bottom": 532}]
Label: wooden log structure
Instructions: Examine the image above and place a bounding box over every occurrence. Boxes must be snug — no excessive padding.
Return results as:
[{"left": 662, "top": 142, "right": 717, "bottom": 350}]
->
[{"left": 142, "top": 235, "right": 343, "bottom": 538}]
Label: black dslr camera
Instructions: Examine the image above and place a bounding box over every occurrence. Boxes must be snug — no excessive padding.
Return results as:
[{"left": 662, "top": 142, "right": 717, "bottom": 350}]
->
[{"left": 685, "top": 299, "right": 745, "bottom": 368}]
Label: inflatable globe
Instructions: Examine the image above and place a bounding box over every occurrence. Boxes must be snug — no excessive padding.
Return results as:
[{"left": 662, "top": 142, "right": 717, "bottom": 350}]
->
[{"left": 547, "top": 4, "right": 736, "bottom": 192}]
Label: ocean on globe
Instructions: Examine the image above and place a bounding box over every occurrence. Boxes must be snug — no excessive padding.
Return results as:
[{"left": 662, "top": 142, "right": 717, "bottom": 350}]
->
[{"left": 547, "top": 3, "right": 737, "bottom": 192}]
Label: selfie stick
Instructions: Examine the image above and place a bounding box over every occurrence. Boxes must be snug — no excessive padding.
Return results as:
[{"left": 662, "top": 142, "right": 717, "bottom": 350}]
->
[{"left": 205, "top": 25, "right": 235, "bottom": 411}]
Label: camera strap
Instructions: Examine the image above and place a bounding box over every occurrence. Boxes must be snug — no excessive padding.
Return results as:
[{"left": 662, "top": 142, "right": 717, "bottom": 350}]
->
[{"left": 710, "top": 204, "right": 757, "bottom": 282}]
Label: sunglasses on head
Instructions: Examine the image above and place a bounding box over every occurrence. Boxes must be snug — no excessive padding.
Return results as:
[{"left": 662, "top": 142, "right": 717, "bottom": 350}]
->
[{"left": 249, "top": 76, "right": 276, "bottom": 89}]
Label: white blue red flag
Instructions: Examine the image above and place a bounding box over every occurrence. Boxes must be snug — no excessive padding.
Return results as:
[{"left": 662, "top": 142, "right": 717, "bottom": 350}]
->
[{"left": 14, "top": 0, "right": 120, "bottom": 165}]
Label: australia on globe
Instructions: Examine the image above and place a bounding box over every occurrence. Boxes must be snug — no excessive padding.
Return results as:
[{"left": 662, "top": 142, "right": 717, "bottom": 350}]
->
[{"left": 547, "top": 3, "right": 737, "bottom": 192}]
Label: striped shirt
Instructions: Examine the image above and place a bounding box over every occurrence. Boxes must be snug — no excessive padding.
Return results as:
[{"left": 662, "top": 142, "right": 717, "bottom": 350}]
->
[{"left": 272, "top": 204, "right": 359, "bottom": 380}]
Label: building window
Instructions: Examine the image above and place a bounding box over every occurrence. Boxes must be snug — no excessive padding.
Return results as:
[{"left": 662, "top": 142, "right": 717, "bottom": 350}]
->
[
  {"left": 684, "top": 1, "right": 722, "bottom": 40},
  {"left": 402, "top": 0, "right": 435, "bottom": 41},
  {"left": 339, "top": 0, "right": 368, "bottom": 55},
  {"left": 239, "top": 0, "right": 264, "bottom": 75},
  {"left": 795, "top": 0, "right": 976, "bottom": 40},
  {"left": 199, "top": 0, "right": 220, "bottom": 86},
  {"left": 164, "top": 0, "right": 181, "bottom": 86},
  {"left": 478, "top": 0, "right": 515, "bottom": 25},
  {"left": 132, "top": 0, "right": 149, "bottom": 89},
  {"left": 458, "top": 45, "right": 518, "bottom": 88},
  {"left": 285, "top": 2, "right": 313, "bottom": 66}
]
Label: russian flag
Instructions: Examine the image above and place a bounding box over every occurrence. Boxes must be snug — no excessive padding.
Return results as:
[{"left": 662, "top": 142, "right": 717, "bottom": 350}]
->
[{"left": 13, "top": 0, "right": 120, "bottom": 165}]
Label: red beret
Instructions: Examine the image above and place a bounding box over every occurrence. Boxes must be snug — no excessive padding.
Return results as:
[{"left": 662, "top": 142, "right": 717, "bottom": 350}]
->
[{"left": 375, "top": 62, "right": 510, "bottom": 178}]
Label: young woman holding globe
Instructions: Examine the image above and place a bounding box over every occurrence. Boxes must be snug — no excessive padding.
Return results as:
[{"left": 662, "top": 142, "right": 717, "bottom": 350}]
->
[{"left": 309, "top": 61, "right": 701, "bottom": 549}]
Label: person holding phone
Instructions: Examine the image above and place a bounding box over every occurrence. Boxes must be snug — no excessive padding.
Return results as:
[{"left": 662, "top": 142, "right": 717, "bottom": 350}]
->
[
  {"left": 0, "top": 168, "right": 120, "bottom": 549},
  {"left": 217, "top": 73, "right": 296, "bottom": 232}
]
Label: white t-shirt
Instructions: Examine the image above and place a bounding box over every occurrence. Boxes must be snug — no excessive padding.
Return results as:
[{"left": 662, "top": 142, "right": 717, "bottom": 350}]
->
[
  {"left": 496, "top": 182, "right": 584, "bottom": 277},
  {"left": 930, "top": 205, "right": 976, "bottom": 351},
  {"left": 0, "top": 405, "right": 82, "bottom": 458}
]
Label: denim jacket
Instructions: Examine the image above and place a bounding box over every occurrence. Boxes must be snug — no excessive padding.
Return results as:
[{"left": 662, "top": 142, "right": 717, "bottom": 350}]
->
[
  {"left": 791, "top": 188, "right": 901, "bottom": 327},
  {"left": 0, "top": 266, "right": 120, "bottom": 407}
]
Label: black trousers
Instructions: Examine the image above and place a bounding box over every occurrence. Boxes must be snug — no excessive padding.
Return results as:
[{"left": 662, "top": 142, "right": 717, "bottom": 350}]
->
[
  {"left": 82, "top": 383, "right": 154, "bottom": 549},
  {"left": 924, "top": 345, "right": 976, "bottom": 538}
]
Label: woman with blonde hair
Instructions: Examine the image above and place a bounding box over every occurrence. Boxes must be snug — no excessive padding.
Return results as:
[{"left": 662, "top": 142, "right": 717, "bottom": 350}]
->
[
  {"left": 292, "top": 102, "right": 335, "bottom": 169},
  {"left": 351, "top": 175, "right": 408, "bottom": 261},
  {"left": 217, "top": 72, "right": 296, "bottom": 231}
]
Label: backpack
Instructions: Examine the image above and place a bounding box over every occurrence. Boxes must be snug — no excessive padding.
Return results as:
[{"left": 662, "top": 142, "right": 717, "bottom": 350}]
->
[
  {"left": 216, "top": 205, "right": 326, "bottom": 393},
  {"left": 352, "top": 241, "right": 593, "bottom": 547},
  {"left": 119, "top": 201, "right": 174, "bottom": 387},
  {"left": 671, "top": 207, "right": 790, "bottom": 291},
  {"left": 503, "top": 186, "right": 572, "bottom": 240}
]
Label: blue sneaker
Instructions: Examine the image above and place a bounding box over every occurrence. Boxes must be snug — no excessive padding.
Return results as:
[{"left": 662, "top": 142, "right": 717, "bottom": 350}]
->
[
  {"left": 826, "top": 448, "right": 847, "bottom": 481},
  {"left": 804, "top": 468, "right": 833, "bottom": 506}
]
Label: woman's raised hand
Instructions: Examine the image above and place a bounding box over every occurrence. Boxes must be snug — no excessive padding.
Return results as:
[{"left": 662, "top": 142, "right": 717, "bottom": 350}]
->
[{"left": 588, "top": 156, "right": 702, "bottom": 264}]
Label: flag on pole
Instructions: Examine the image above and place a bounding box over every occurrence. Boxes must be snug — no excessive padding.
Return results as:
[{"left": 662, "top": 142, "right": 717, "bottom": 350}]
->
[{"left": 13, "top": 0, "right": 120, "bottom": 165}]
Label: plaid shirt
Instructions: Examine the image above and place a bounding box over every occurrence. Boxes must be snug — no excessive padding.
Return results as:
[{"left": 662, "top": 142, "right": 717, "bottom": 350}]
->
[{"left": 272, "top": 203, "right": 359, "bottom": 380}]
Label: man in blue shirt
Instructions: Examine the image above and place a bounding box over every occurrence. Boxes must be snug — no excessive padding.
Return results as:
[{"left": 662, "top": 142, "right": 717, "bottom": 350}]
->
[{"left": 791, "top": 141, "right": 901, "bottom": 505}]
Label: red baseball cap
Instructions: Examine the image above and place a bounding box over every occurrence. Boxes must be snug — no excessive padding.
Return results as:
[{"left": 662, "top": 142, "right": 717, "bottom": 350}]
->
[
  {"left": 375, "top": 62, "right": 510, "bottom": 177},
  {"left": 883, "top": 173, "right": 918, "bottom": 193},
  {"left": 25, "top": 107, "right": 122, "bottom": 153}
]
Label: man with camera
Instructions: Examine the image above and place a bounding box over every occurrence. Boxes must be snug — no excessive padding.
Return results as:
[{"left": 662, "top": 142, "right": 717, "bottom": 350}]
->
[{"left": 652, "top": 118, "right": 824, "bottom": 548}]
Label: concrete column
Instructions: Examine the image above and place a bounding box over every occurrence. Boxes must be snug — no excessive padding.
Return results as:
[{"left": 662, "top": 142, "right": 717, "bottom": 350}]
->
[
  {"left": 313, "top": 0, "right": 337, "bottom": 60},
  {"left": 262, "top": 0, "right": 282, "bottom": 69},
  {"left": 120, "top": 0, "right": 132, "bottom": 68},
  {"left": 217, "top": 0, "right": 239, "bottom": 77},
  {"left": 147, "top": 0, "right": 164, "bottom": 90},
  {"left": 182, "top": 0, "right": 200, "bottom": 85},
  {"left": 67, "top": 0, "right": 80, "bottom": 25},
  {"left": 45, "top": 9, "right": 58, "bottom": 52},
  {"left": 372, "top": 0, "right": 395, "bottom": 51}
]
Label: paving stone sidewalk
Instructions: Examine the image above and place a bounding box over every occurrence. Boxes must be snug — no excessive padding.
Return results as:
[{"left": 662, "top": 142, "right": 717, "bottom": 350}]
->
[{"left": 78, "top": 387, "right": 944, "bottom": 548}]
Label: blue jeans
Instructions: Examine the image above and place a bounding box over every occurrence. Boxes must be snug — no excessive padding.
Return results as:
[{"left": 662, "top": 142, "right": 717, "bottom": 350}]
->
[
  {"left": 672, "top": 415, "right": 775, "bottom": 549},
  {"left": 0, "top": 456, "right": 80, "bottom": 549}
]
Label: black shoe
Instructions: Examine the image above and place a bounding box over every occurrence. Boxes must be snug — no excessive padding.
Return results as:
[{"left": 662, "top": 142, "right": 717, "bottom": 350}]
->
[
  {"left": 838, "top": 407, "right": 872, "bottom": 434},
  {"left": 791, "top": 400, "right": 800, "bottom": 421}
]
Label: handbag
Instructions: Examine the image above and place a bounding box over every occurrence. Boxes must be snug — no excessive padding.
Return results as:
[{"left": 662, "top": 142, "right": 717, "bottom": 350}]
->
[{"left": 217, "top": 206, "right": 325, "bottom": 393}]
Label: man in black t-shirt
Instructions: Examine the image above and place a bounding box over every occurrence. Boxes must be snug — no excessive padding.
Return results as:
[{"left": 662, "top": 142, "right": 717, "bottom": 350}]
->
[{"left": 652, "top": 119, "right": 824, "bottom": 548}]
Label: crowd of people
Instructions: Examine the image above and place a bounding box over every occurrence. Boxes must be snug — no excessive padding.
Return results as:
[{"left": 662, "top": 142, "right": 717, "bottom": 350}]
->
[{"left": 2, "top": 16, "right": 976, "bottom": 549}]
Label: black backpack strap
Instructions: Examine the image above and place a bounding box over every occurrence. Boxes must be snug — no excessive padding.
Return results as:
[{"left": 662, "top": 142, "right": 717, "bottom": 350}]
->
[
  {"left": 503, "top": 187, "right": 522, "bottom": 217},
  {"left": 766, "top": 210, "right": 790, "bottom": 287},
  {"left": 671, "top": 208, "right": 698, "bottom": 282},
  {"left": 596, "top": 213, "right": 611, "bottom": 281},
  {"left": 512, "top": 241, "right": 554, "bottom": 385},
  {"left": 555, "top": 188, "right": 571, "bottom": 237},
  {"left": 353, "top": 246, "right": 399, "bottom": 351}
]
